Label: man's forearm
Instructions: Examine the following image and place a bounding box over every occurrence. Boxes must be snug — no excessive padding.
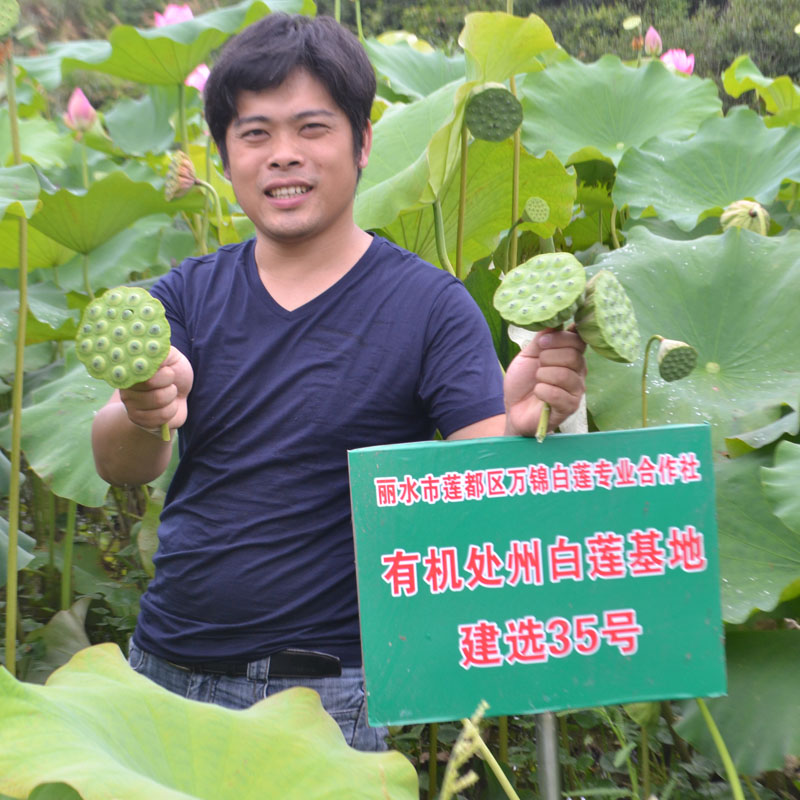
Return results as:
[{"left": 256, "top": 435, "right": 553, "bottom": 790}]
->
[{"left": 92, "top": 400, "right": 175, "bottom": 487}]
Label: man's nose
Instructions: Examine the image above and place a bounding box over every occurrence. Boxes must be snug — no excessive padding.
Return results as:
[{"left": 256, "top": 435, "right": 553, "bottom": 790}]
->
[{"left": 268, "top": 131, "right": 303, "bottom": 168}]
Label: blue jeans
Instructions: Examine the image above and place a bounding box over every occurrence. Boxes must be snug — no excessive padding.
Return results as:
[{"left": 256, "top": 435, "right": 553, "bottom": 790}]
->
[{"left": 128, "top": 641, "right": 387, "bottom": 752}]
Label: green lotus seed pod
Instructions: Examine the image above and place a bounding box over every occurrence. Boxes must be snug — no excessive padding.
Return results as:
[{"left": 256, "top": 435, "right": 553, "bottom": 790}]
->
[
  {"left": 657, "top": 338, "right": 697, "bottom": 381},
  {"left": 75, "top": 285, "right": 171, "bottom": 390},
  {"left": 493, "top": 252, "right": 586, "bottom": 331},
  {"left": 464, "top": 83, "right": 523, "bottom": 142},
  {"left": 522, "top": 196, "right": 550, "bottom": 224},
  {"left": 574, "top": 270, "right": 640, "bottom": 363},
  {"left": 720, "top": 199, "right": 769, "bottom": 236}
]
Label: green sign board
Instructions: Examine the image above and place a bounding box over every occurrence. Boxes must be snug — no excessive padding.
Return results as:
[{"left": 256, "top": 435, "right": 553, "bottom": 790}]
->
[{"left": 348, "top": 424, "right": 726, "bottom": 726}]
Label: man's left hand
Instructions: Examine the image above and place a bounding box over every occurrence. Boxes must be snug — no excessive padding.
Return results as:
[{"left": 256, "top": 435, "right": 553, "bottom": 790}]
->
[{"left": 503, "top": 328, "right": 587, "bottom": 437}]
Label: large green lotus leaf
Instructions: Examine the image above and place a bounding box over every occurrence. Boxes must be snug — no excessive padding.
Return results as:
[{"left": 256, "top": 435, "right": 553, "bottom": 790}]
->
[
  {"left": 0, "top": 217, "right": 74, "bottom": 270},
  {"left": 722, "top": 55, "right": 800, "bottom": 122},
  {"left": 715, "top": 446, "right": 800, "bottom": 621},
  {"left": 0, "top": 517, "right": 36, "bottom": 588},
  {"left": 58, "top": 0, "right": 312, "bottom": 86},
  {"left": 762, "top": 440, "right": 800, "bottom": 535},
  {"left": 0, "top": 284, "right": 77, "bottom": 352},
  {"left": 0, "top": 112, "right": 72, "bottom": 169},
  {"left": 21, "top": 598, "right": 92, "bottom": 685},
  {"left": 104, "top": 86, "right": 178, "bottom": 156},
  {"left": 28, "top": 172, "right": 203, "bottom": 255},
  {"left": 520, "top": 55, "right": 721, "bottom": 166},
  {"left": 53, "top": 214, "right": 194, "bottom": 294},
  {"left": 587, "top": 226, "right": 800, "bottom": 451},
  {"left": 459, "top": 11, "right": 556, "bottom": 83},
  {"left": 0, "top": 353, "right": 111, "bottom": 507},
  {"left": 614, "top": 107, "right": 800, "bottom": 231},
  {"left": 364, "top": 38, "right": 465, "bottom": 101},
  {"left": 585, "top": 227, "right": 800, "bottom": 621},
  {"left": 724, "top": 401, "right": 799, "bottom": 457},
  {"left": 355, "top": 79, "right": 461, "bottom": 230},
  {"left": 383, "top": 141, "right": 575, "bottom": 270},
  {"left": 17, "top": 41, "right": 111, "bottom": 91},
  {"left": 0, "top": 164, "right": 40, "bottom": 220},
  {"left": 0, "top": 643, "right": 418, "bottom": 800},
  {"left": 676, "top": 630, "right": 800, "bottom": 774}
]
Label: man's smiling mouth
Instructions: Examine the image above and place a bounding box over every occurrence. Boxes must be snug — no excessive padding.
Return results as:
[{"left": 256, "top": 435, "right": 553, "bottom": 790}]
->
[{"left": 267, "top": 186, "right": 311, "bottom": 198}]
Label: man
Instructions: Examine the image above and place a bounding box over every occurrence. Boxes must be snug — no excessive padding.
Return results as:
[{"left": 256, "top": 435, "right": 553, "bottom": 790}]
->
[{"left": 91, "top": 13, "right": 586, "bottom": 751}]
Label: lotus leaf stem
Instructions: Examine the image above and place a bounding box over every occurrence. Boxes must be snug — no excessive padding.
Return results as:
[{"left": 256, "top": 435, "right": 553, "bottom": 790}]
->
[
  {"left": 432, "top": 199, "right": 455, "bottom": 275},
  {"left": 509, "top": 76, "right": 520, "bottom": 270},
  {"left": 610, "top": 204, "right": 621, "bottom": 249},
  {"left": 60, "top": 500, "right": 77, "bottom": 610},
  {"left": 177, "top": 82, "right": 188, "bottom": 153},
  {"left": 498, "top": 714, "right": 508, "bottom": 763},
  {"left": 429, "top": 721, "right": 439, "bottom": 797},
  {"left": 353, "top": 0, "right": 364, "bottom": 42},
  {"left": 641, "top": 334, "right": 663, "bottom": 427},
  {"left": 334, "top": 0, "right": 341, "bottom": 23},
  {"left": 456, "top": 124, "right": 468, "bottom": 279},
  {"left": 695, "top": 698, "right": 745, "bottom": 800},
  {"left": 640, "top": 726, "right": 650, "bottom": 800},
  {"left": 5, "top": 44, "right": 26, "bottom": 678},
  {"left": 82, "top": 252, "right": 94, "bottom": 299},
  {"left": 788, "top": 182, "right": 798, "bottom": 212}
]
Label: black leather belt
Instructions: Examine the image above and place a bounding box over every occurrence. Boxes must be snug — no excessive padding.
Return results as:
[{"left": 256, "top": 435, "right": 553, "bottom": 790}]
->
[{"left": 167, "top": 648, "right": 342, "bottom": 678}]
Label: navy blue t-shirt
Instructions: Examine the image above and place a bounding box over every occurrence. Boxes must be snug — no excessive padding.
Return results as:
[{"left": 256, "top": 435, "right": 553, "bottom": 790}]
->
[{"left": 134, "top": 235, "right": 505, "bottom": 665}]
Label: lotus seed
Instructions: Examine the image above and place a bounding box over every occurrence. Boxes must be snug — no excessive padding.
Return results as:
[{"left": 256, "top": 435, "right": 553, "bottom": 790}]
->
[
  {"left": 95, "top": 337, "right": 109, "bottom": 352},
  {"left": 106, "top": 308, "right": 118, "bottom": 319},
  {"left": 107, "top": 292, "right": 122, "bottom": 306},
  {"left": 91, "top": 356, "right": 106, "bottom": 371},
  {"left": 95, "top": 320, "right": 109, "bottom": 334},
  {"left": 128, "top": 340, "right": 143, "bottom": 354},
  {"left": 111, "top": 366, "right": 127, "bottom": 382},
  {"left": 112, "top": 326, "right": 127, "bottom": 342}
]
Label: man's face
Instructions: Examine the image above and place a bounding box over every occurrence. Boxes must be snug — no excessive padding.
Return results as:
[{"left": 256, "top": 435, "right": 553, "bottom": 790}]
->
[{"left": 223, "top": 69, "right": 371, "bottom": 249}]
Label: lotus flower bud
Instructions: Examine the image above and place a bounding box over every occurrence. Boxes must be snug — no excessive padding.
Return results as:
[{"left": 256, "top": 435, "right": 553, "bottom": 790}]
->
[
  {"left": 644, "top": 26, "right": 662, "bottom": 56},
  {"left": 657, "top": 338, "right": 697, "bottom": 381},
  {"left": 164, "top": 150, "right": 197, "bottom": 201},
  {"left": 154, "top": 3, "right": 193, "bottom": 26},
  {"left": 63, "top": 88, "right": 97, "bottom": 133},
  {"left": 720, "top": 199, "right": 770, "bottom": 236}
]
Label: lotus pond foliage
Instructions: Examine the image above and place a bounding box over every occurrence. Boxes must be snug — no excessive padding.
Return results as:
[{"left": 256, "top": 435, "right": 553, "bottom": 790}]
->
[{"left": 0, "top": 0, "right": 799, "bottom": 798}]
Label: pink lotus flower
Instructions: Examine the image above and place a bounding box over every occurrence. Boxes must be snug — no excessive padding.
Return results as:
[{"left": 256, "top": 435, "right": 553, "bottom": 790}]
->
[
  {"left": 185, "top": 63, "right": 210, "bottom": 92},
  {"left": 154, "top": 4, "right": 193, "bottom": 27},
  {"left": 660, "top": 48, "right": 694, "bottom": 75},
  {"left": 63, "top": 88, "right": 97, "bottom": 132},
  {"left": 644, "top": 26, "right": 662, "bottom": 56}
]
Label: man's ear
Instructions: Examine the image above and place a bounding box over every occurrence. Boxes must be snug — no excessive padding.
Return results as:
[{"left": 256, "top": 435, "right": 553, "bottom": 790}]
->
[{"left": 358, "top": 121, "right": 373, "bottom": 170}]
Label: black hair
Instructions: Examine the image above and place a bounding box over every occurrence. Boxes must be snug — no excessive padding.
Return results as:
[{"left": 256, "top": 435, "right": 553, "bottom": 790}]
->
[{"left": 204, "top": 13, "right": 376, "bottom": 168}]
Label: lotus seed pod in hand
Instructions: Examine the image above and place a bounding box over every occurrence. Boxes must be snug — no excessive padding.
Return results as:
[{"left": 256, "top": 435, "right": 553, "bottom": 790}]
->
[
  {"left": 657, "top": 338, "right": 697, "bottom": 381},
  {"left": 76, "top": 287, "right": 171, "bottom": 389},
  {"left": 493, "top": 252, "right": 587, "bottom": 331},
  {"left": 464, "top": 83, "right": 523, "bottom": 142},
  {"left": 574, "top": 270, "right": 640, "bottom": 363},
  {"left": 720, "top": 199, "right": 770, "bottom": 236}
]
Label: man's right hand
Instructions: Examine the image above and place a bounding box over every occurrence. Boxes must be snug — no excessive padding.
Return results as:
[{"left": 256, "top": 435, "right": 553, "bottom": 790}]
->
[
  {"left": 92, "top": 346, "right": 194, "bottom": 486},
  {"left": 119, "top": 346, "right": 194, "bottom": 436}
]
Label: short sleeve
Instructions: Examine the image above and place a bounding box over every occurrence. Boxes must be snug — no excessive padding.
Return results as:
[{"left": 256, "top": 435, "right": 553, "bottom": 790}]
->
[
  {"left": 417, "top": 280, "right": 505, "bottom": 438},
  {"left": 151, "top": 266, "right": 191, "bottom": 361}
]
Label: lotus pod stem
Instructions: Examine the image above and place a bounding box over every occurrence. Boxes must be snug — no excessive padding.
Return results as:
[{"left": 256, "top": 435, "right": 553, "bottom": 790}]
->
[
  {"left": 641, "top": 334, "right": 697, "bottom": 427},
  {"left": 76, "top": 286, "right": 172, "bottom": 441}
]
